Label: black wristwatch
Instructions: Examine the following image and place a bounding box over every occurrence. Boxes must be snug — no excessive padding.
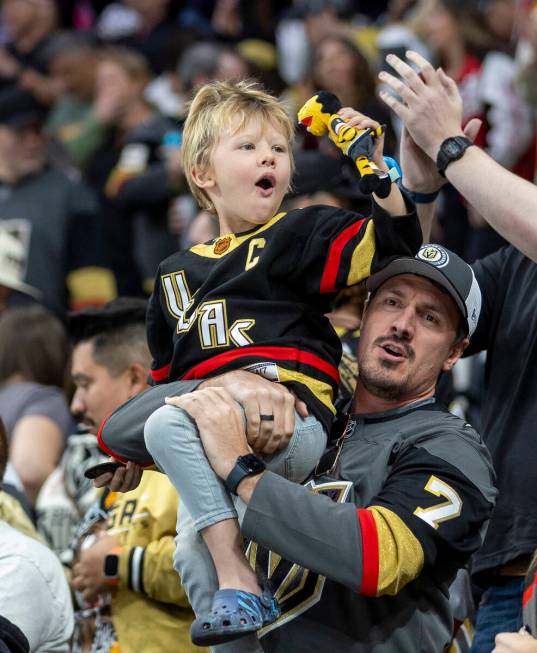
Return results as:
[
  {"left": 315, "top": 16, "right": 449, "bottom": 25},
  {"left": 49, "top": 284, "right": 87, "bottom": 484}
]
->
[
  {"left": 224, "top": 454, "right": 266, "bottom": 495},
  {"left": 436, "top": 136, "right": 473, "bottom": 177},
  {"left": 103, "top": 548, "right": 122, "bottom": 585}
]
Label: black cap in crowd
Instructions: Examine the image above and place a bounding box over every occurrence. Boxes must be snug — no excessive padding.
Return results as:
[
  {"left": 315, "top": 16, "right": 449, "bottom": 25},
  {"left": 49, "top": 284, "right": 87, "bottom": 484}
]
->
[
  {"left": 0, "top": 88, "right": 48, "bottom": 130},
  {"left": 366, "top": 244, "right": 482, "bottom": 337}
]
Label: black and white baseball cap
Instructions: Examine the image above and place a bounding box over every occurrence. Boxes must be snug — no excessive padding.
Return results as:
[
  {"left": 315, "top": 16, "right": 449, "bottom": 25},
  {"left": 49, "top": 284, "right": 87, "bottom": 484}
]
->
[{"left": 366, "top": 244, "right": 481, "bottom": 337}]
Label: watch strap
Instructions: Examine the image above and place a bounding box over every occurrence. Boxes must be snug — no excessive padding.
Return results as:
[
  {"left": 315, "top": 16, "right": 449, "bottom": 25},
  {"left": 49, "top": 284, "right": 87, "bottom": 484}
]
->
[
  {"left": 399, "top": 183, "right": 440, "bottom": 204},
  {"left": 224, "top": 455, "right": 266, "bottom": 495}
]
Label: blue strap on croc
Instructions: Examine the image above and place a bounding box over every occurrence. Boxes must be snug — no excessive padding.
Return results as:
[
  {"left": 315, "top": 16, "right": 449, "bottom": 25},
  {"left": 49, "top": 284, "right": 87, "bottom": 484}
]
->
[{"left": 190, "top": 587, "right": 280, "bottom": 646}]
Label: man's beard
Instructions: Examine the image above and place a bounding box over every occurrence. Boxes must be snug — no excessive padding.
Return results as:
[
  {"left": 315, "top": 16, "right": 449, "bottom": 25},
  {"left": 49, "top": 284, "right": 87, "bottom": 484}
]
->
[
  {"left": 358, "top": 336, "right": 414, "bottom": 400},
  {"left": 359, "top": 363, "right": 409, "bottom": 400}
]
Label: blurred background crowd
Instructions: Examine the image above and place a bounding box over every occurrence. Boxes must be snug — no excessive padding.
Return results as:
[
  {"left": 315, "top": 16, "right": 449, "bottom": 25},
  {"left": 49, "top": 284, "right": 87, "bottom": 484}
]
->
[{"left": 0, "top": 0, "right": 536, "bottom": 651}]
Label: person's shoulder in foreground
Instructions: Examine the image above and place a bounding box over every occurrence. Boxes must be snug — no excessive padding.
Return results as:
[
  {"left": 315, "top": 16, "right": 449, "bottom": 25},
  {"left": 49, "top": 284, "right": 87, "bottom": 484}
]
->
[{"left": 0, "top": 521, "right": 73, "bottom": 653}]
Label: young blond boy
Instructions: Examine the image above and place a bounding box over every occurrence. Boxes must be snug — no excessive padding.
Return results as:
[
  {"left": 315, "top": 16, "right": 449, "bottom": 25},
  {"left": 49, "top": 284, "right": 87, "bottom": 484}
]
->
[{"left": 100, "top": 80, "right": 421, "bottom": 647}]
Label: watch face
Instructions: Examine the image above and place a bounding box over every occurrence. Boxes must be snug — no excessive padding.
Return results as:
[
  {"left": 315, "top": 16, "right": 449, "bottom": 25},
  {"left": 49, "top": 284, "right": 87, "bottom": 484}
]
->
[
  {"left": 104, "top": 553, "right": 119, "bottom": 578},
  {"left": 240, "top": 454, "right": 266, "bottom": 474},
  {"left": 445, "top": 140, "right": 462, "bottom": 156}
]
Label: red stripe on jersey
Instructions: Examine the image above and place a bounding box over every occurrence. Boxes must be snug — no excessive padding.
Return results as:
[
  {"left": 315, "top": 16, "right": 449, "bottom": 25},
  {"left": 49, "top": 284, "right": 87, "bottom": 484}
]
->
[
  {"left": 320, "top": 218, "right": 365, "bottom": 293},
  {"left": 97, "top": 413, "right": 128, "bottom": 463},
  {"left": 358, "top": 508, "right": 379, "bottom": 596},
  {"left": 182, "top": 346, "right": 340, "bottom": 382},
  {"left": 523, "top": 573, "right": 537, "bottom": 607},
  {"left": 97, "top": 414, "right": 154, "bottom": 467},
  {"left": 150, "top": 362, "right": 172, "bottom": 382}
]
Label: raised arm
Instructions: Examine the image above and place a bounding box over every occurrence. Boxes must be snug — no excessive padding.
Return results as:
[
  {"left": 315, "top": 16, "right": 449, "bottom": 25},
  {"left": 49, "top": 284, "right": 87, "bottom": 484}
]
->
[{"left": 379, "top": 50, "right": 537, "bottom": 262}]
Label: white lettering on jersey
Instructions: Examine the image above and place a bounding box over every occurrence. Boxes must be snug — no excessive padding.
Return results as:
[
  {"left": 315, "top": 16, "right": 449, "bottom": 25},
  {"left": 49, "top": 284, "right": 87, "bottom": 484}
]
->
[
  {"left": 414, "top": 475, "right": 462, "bottom": 530},
  {"left": 198, "top": 300, "right": 229, "bottom": 349},
  {"left": 161, "top": 272, "right": 196, "bottom": 332},
  {"left": 229, "top": 319, "right": 255, "bottom": 347}
]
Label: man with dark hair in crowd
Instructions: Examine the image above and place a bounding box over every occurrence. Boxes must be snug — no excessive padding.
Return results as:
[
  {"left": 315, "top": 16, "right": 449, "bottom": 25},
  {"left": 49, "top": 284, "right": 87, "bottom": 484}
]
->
[
  {"left": 0, "top": 86, "right": 115, "bottom": 315},
  {"left": 37, "top": 297, "right": 205, "bottom": 652}
]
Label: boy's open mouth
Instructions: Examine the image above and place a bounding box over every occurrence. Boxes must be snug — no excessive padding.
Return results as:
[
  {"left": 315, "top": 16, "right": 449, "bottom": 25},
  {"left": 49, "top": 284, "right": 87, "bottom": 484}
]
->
[{"left": 255, "top": 173, "right": 276, "bottom": 192}]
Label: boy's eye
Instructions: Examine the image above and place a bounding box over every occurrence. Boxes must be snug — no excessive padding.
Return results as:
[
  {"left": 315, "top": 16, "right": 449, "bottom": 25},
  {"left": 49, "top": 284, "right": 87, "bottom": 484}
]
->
[
  {"left": 240, "top": 143, "right": 255, "bottom": 150},
  {"left": 273, "top": 145, "right": 286, "bottom": 153}
]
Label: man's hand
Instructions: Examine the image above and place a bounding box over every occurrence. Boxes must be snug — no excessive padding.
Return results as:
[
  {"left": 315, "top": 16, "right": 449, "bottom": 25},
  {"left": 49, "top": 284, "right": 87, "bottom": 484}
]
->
[
  {"left": 379, "top": 50, "right": 466, "bottom": 160},
  {"left": 165, "top": 387, "right": 250, "bottom": 480},
  {"left": 198, "top": 370, "right": 307, "bottom": 455},
  {"left": 93, "top": 461, "right": 143, "bottom": 492},
  {"left": 72, "top": 533, "right": 120, "bottom": 604},
  {"left": 400, "top": 117, "right": 482, "bottom": 195},
  {"left": 493, "top": 631, "right": 537, "bottom": 652}
]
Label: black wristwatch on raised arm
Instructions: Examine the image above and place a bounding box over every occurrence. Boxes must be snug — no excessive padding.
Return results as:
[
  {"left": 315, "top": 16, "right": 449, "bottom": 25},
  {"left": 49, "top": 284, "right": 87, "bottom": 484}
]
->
[
  {"left": 224, "top": 454, "right": 266, "bottom": 495},
  {"left": 436, "top": 136, "right": 473, "bottom": 177}
]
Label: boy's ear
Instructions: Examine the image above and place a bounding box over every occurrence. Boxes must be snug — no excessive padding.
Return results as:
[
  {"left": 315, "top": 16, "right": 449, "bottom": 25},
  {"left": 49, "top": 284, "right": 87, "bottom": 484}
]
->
[{"left": 191, "top": 166, "right": 216, "bottom": 189}]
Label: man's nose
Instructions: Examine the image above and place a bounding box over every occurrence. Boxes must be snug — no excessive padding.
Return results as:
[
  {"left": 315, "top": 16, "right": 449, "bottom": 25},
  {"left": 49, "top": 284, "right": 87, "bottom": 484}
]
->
[
  {"left": 70, "top": 389, "right": 86, "bottom": 418},
  {"left": 391, "top": 307, "right": 415, "bottom": 339}
]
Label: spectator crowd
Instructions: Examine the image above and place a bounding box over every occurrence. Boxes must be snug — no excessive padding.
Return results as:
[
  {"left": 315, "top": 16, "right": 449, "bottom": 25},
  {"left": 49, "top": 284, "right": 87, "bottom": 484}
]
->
[{"left": 1, "top": 1, "right": 537, "bottom": 652}]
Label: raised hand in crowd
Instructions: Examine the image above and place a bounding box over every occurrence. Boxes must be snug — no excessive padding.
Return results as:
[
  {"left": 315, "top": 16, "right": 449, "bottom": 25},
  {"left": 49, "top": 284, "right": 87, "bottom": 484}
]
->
[{"left": 379, "top": 50, "right": 537, "bottom": 261}]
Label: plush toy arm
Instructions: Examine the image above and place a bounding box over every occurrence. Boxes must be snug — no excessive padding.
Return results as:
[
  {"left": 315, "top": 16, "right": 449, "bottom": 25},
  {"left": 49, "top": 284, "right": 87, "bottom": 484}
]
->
[{"left": 298, "top": 91, "right": 391, "bottom": 198}]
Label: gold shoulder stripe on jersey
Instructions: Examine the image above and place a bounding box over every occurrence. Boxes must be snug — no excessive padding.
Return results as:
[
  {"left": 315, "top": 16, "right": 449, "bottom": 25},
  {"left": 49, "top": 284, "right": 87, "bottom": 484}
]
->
[{"left": 190, "top": 212, "right": 287, "bottom": 259}]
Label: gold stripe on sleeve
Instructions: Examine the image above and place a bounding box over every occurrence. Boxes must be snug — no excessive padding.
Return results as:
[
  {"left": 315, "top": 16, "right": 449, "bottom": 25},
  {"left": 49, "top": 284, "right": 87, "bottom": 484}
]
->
[
  {"left": 368, "top": 504, "right": 424, "bottom": 596},
  {"left": 346, "top": 219, "right": 376, "bottom": 286},
  {"left": 277, "top": 367, "right": 336, "bottom": 414}
]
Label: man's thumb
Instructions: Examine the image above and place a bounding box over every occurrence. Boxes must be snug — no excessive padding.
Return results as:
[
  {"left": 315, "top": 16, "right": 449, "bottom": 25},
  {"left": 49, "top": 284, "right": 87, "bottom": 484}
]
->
[{"left": 463, "top": 118, "right": 482, "bottom": 143}]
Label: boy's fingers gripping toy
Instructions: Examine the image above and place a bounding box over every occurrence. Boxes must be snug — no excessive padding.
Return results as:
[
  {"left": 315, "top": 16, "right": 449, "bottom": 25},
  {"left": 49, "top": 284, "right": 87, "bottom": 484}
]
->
[{"left": 298, "top": 91, "right": 392, "bottom": 198}]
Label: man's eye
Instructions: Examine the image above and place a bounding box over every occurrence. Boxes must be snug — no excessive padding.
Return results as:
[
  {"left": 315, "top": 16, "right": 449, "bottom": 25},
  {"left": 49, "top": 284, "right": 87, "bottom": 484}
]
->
[
  {"left": 385, "top": 297, "right": 397, "bottom": 306},
  {"left": 424, "top": 313, "right": 437, "bottom": 323}
]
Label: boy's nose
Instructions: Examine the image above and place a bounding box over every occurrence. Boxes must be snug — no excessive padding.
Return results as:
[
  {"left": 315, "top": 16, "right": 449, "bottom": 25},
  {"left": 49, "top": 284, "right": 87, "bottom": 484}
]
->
[{"left": 259, "top": 148, "right": 275, "bottom": 166}]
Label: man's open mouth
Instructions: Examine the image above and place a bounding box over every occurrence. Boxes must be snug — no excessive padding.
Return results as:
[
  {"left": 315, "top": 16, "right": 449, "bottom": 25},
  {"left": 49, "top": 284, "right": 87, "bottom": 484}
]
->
[{"left": 380, "top": 342, "right": 407, "bottom": 359}]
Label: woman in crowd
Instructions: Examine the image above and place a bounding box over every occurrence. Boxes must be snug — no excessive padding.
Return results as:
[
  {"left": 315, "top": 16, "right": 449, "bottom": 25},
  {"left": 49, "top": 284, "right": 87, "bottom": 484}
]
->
[{"left": 0, "top": 306, "right": 73, "bottom": 506}]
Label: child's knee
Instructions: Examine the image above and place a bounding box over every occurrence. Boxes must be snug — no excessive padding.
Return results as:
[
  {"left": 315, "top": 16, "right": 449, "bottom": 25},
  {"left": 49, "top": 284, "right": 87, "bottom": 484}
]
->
[{"left": 144, "top": 403, "right": 191, "bottom": 457}]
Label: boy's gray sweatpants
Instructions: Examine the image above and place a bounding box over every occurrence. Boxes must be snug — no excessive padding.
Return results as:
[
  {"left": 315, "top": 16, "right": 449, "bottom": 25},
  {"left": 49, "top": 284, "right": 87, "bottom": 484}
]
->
[{"left": 144, "top": 404, "right": 327, "bottom": 653}]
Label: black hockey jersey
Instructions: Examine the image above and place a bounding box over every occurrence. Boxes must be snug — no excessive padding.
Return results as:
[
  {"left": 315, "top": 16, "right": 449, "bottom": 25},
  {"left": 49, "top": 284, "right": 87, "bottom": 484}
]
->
[{"left": 147, "top": 201, "right": 420, "bottom": 430}]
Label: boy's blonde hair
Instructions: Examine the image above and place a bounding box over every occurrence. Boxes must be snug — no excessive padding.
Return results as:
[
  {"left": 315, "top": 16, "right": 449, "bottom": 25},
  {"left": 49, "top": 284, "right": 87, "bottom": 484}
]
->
[{"left": 182, "top": 79, "right": 295, "bottom": 214}]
